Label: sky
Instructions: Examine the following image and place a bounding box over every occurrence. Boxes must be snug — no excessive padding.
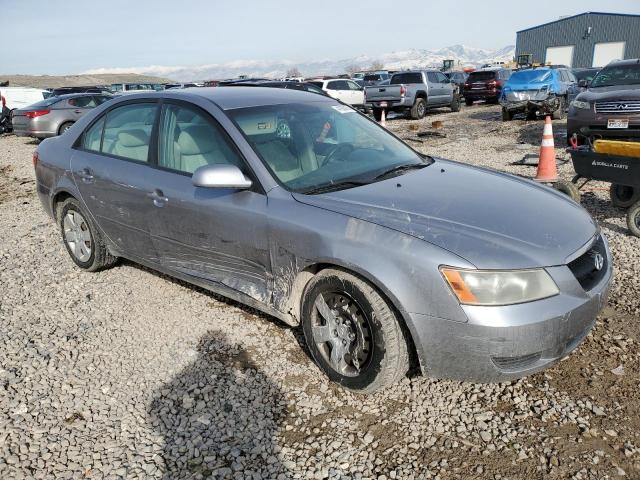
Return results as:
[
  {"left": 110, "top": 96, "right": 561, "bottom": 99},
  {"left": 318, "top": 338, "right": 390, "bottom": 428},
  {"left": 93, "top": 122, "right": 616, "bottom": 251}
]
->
[{"left": 3, "top": 0, "right": 639, "bottom": 75}]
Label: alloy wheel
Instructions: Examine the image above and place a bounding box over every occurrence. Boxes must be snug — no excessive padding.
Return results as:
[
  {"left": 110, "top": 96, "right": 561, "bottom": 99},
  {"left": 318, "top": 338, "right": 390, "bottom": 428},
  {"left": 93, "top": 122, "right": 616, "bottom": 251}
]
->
[
  {"left": 311, "top": 292, "right": 373, "bottom": 377},
  {"left": 63, "top": 210, "right": 92, "bottom": 262}
]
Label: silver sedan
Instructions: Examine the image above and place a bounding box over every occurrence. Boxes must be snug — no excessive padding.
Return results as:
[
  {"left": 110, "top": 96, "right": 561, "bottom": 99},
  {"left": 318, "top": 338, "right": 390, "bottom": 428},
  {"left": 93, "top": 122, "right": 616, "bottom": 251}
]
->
[{"left": 33, "top": 87, "right": 612, "bottom": 393}]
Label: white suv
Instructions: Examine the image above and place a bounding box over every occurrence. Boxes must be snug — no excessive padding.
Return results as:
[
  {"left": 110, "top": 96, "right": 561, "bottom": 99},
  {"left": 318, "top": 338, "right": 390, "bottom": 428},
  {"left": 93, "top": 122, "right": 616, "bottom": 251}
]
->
[{"left": 308, "top": 78, "right": 365, "bottom": 108}]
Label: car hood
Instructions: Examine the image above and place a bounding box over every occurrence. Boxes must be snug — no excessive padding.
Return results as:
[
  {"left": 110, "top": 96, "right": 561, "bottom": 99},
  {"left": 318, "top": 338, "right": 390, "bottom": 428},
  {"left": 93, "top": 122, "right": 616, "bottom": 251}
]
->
[
  {"left": 578, "top": 84, "right": 640, "bottom": 102},
  {"left": 292, "top": 159, "right": 597, "bottom": 269}
]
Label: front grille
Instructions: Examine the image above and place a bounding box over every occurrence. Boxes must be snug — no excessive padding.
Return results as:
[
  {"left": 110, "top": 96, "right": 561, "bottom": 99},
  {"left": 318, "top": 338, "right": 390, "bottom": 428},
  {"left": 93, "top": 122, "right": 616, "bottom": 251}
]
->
[
  {"left": 567, "top": 235, "right": 607, "bottom": 291},
  {"left": 595, "top": 101, "right": 640, "bottom": 115},
  {"left": 492, "top": 352, "right": 542, "bottom": 372}
]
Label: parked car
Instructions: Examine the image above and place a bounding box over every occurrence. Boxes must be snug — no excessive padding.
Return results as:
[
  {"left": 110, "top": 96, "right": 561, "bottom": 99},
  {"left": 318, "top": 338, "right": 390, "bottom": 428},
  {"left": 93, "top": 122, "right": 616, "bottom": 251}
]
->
[
  {"left": 365, "top": 70, "right": 460, "bottom": 120},
  {"left": 572, "top": 68, "right": 600, "bottom": 86},
  {"left": 500, "top": 67, "right": 579, "bottom": 121},
  {"left": 12, "top": 93, "right": 112, "bottom": 139},
  {"left": 49, "top": 86, "right": 111, "bottom": 96},
  {"left": 463, "top": 68, "right": 512, "bottom": 106},
  {"left": 308, "top": 78, "right": 365, "bottom": 108},
  {"left": 444, "top": 71, "right": 468, "bottom": 95},
  {"left": 568, "top": 59, "right": 640, "bottom": 146},
  {"left": 33, "top": 87, "right": 611, "bottom": 392},
  {"left": 0, "top": 86, "right": 49, "bottom": 111},
  {"left": 363, "top": 73, "right": 390, "bottom": 87},
  {"left": 227, "top": 80, "right": 328, "bottom": 96},
  {"left": 164, "top": 83, "right": 200, "bottom": 90}
]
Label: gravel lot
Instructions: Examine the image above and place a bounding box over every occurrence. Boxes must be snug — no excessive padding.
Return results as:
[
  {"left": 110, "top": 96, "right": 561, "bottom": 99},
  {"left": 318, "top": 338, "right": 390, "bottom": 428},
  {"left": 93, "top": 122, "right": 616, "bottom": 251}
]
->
[{"left": 1, "top": 104, "right": 639, "bottom": 480}]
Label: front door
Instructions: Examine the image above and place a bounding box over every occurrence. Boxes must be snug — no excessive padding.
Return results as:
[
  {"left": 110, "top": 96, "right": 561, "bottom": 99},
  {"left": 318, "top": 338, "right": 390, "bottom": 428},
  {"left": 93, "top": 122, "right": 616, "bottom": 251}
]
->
[
  {"left": 70, "top": 101, "right": 160, "bottom": 262},
  {"left": 147, "top": 101, "right": 272, "bottom": 303}
]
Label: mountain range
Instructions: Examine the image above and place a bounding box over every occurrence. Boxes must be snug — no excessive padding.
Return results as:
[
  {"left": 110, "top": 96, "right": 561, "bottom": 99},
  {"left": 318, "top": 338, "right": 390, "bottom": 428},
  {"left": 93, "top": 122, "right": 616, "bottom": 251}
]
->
[{"left": 83, "top": 44, "right": 515, "bottom": 81}]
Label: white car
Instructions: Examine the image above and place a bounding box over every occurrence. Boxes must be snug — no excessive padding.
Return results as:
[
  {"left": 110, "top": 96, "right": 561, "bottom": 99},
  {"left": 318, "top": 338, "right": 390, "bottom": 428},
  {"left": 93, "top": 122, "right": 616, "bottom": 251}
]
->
[
  {"left": 308, "top": 78, "right": 365, "bottom": 108},
  {"left": 0, "top": 87, "right": 49, "bottom": 111}
]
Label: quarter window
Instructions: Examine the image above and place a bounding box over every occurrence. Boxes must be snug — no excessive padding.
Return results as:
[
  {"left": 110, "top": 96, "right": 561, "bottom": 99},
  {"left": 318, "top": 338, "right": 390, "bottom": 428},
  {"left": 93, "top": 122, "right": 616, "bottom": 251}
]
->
[
  {"left": 101, "top": 103, "right": 156, "bottom": 162},
  {"left": 82, "top": 118, "right": 105, "bottom": 152},
  {"left": 158, "top": 104, "right": 243, "bottom": 174}
]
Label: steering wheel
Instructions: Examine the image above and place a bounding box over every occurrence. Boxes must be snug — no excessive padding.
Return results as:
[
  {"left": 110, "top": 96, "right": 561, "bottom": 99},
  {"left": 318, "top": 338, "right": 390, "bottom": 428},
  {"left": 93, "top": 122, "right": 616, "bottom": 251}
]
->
[{"left": 321, "top": 143, "right": 354, "bottom": 166}]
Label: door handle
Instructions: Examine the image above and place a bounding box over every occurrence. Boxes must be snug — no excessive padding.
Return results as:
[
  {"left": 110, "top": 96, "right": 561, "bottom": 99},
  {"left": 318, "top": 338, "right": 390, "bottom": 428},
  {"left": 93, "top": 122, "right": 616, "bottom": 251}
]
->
[
  {"left": 74, "top": 109, "right": 83, "bottom": 114},
  {"left": 77, "top": 168, "right": 94, "bottom": 183},
  {"left": 148, "top": 189, "right": 168, "bottom": 207}
]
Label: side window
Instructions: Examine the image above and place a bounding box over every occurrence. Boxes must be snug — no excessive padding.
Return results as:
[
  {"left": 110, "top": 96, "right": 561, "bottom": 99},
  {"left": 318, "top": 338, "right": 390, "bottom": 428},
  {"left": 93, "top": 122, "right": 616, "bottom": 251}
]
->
[
  {"left": 94, "top": 95, "right": 112, "bottom": 105},
  {"left": 158, "top": 103, "right": 243, "bottom": 174},
  {"left": 426, "top": 72, "right": 438, "bottom": 83},
  {"left": 69, "top": 96, "right": 96, "bottom": 108},
  {"left": 347, "top": 81, "right": 361, "bottom": 90},
  {"left": 436, "top": 72, "right": 449, "bottom": 83},
  {"left": 567, "top": 71, "right": 577, "bottom": 82},
  {"left": 82, "top": 118, "right": 105, "bottom": 152},
  {"left": 102, "top": 103, "right": 156, "bottom": 162}
]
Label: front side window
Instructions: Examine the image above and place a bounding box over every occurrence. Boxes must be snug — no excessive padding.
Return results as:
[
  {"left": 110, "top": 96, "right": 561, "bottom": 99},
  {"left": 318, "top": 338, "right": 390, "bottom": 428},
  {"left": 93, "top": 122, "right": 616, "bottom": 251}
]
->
[
  {"left": 229, "top": 101, "right": 428, "bottom": 193},
  {"left": 101, "top": 103, "right": 156, "bottom": 162},
  {"left": 158, "top": 104, "right": 243, "bottom": 174}
]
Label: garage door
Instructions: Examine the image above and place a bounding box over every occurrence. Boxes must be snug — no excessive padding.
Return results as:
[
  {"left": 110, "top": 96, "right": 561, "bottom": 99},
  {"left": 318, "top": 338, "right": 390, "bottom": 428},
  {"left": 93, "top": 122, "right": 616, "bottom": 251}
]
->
[
  {"left": 593, "top": 42, "right": 626, "bottom": 67},
  {"left": 545, "top": 46, "right": 574, "bottom": 67}
]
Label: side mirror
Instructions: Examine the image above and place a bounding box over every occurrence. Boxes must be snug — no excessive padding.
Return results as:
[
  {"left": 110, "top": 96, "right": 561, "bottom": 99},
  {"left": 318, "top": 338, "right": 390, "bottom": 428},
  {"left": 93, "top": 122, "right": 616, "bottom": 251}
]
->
[
  {"left": 192, "top": 164, "right": 252, "bottom": 189},
  {"left": 578, "top": 79, "right": 589, "bottom": 88}
]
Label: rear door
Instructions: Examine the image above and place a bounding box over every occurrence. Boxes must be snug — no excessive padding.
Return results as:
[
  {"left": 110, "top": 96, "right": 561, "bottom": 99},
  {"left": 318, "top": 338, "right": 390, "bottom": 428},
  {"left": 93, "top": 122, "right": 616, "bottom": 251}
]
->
[
  {"left": 346, "top": 80, "right": 364, "bottom": 106},
  {"left": 146, "top": 100, "right": 271, "bottom": 303},
  {"left": 326, "top": 80, "right": 351, "bottom": 104},
  {"left": 70, "top": 100, "right": 160, "bottom": 262},
  {"left": 426, "top": 72, "right": 446, "bottom": 105}
]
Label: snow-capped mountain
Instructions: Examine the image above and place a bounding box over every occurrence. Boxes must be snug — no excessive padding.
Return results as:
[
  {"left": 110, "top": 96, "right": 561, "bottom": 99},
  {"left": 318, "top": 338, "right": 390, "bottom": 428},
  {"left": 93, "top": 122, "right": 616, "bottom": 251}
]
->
[{"left": 83, "top": 44, "right": 515, "bottom": 81}]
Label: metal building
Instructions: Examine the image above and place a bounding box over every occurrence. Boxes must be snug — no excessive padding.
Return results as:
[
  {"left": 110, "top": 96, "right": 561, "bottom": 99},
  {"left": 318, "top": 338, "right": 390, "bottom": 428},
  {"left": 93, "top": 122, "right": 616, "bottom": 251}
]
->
[{"left": 516, "top": 12, "right": 640, "bottom": 68}]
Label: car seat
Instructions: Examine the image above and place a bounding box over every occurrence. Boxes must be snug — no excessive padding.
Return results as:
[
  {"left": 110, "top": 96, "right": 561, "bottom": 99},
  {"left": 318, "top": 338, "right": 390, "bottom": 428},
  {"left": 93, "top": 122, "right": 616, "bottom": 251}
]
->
[{"left": 111, "top": 129, "right": 150, "bottom": 162}]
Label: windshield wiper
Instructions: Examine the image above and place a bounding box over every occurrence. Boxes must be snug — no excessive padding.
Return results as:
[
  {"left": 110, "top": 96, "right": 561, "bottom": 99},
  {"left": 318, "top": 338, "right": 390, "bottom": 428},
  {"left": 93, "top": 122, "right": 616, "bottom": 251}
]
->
[
  {"left": 372, "top": 163, "right": 428, "bottom": 181},
  {"left": 300, "top": 180, "right": 368, "bottom": 195}
]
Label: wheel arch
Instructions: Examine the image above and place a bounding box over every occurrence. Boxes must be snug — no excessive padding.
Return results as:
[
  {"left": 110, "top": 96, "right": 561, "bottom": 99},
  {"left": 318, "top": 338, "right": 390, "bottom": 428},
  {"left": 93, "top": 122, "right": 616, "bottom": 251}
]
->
[
  {"left": 414, "top": 90, "right": 427, "bottom": 100},
  {"left": 285, "top": 260, "right": 422, "bottom": 371},
  {"left": 51, "top": 189, "right": 77, "bottom": 220}
]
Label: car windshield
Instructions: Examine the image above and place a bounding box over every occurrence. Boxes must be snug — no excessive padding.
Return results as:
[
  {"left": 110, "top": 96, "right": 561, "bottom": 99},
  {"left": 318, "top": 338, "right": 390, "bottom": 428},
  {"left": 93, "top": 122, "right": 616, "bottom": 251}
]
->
[
  {"left": 228, "top": 102, "right": 429, "bottom": 193},
  {"left": 591, "top": 64, "right": 640, "bottom": 87},
  {"left": 508, "top": 70, "right": 552, "bottom": 83},
  {"left": 574, "top": 69, "right": 599, "bottom": 82}
]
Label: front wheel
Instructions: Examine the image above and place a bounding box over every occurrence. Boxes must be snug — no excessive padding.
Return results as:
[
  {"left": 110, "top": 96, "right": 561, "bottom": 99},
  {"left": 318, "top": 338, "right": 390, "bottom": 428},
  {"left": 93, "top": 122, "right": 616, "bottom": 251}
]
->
[
  {"left": 301, "top": 269, "right": 409, "bottom": 393},
  {"left": 465, "top": 98, "right": 474, "bottom": 106},
  {"left": 501, "top": 107, "right": 513, "bottom": 121},
  {"left": 627, "top": 201, "right": 640, "bottom": 237},
  {"left": 450, "top": 94, "right": 461, "bottom": 112},
  {"left": 552, "top": 96, "right": 566, "bottom": 120}
]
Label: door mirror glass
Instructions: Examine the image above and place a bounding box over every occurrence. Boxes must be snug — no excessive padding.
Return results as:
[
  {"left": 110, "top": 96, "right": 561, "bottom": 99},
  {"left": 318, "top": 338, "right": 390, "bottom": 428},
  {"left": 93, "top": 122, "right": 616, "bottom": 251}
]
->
[{"left": 192, "top": 164, "right": 252, "bottom": 189}]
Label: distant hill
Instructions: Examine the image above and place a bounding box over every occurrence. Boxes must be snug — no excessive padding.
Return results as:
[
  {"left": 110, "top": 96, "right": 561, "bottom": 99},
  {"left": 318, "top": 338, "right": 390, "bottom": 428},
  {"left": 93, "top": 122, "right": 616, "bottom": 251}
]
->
[
  {"left": 82, "top": 44, "right": 516, "bottom": 81},
  {"left": 0, "top": 73, "right": 176, "bottom": 89}
]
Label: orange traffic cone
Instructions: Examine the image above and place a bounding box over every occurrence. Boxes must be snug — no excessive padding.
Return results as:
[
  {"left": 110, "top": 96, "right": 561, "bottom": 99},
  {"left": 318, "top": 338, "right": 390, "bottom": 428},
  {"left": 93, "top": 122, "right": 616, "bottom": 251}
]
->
[
  {"left": 380, "top": 108, "right": 386, "bottom": 127},
  {"left": 535, "top": 116, "right": 558, "bottom": 182}
]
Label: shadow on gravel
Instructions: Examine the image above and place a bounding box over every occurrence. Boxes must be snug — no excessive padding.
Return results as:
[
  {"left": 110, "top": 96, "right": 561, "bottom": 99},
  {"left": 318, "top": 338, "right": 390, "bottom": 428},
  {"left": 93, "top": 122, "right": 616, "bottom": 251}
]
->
[
  {"left": 517, "top": 120, "right": 568, "bottom": 145},
  {"left": 149, "top": 331, "right": 288, "bottom": 479}
]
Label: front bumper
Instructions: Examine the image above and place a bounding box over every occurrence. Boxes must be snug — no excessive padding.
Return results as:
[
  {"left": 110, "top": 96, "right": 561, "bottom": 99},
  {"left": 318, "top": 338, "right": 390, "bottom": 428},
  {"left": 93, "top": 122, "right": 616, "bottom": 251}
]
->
[
  {"left": 409, "top": 236, "right": 613, "bottom": 383},
  {"left": 500, "top": 96, "right": 559, "bottom": 114}
]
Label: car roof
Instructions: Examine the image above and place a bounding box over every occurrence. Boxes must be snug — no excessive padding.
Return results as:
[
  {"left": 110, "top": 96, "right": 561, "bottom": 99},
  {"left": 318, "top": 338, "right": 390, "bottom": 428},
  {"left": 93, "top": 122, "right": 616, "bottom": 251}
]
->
[
  {"left": 128, "top": 86, "right": 335, "bottom": 110},
  {"left": 604, "top": 58, "right": 640, "bottom": 67},
  {"left": 53, "top": 92, "right": 112, "bottom": 100}
]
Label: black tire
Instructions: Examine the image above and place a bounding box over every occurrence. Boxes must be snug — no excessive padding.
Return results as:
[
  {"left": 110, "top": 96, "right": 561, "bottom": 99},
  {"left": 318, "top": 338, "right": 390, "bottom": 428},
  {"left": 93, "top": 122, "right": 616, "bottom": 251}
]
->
[
  {"left": 410, "top": 98, "right": 427, "bottom": 120},
  {"left": 526, "top": 109, "right": 538, "bottom": 121},
  {"left": 552, "top": 96, "right": 566, "bottom": 120},
  {"left": 627, "top": 201, "right": 640, "bottom": 237},
  {"left": 610, "top": 184, "right": 640, "bottom": 209},
  {"left": 450, "top": 94, "right": 461, "bottom": 112},
  {"left": 58, "top": 121, "right": 74, "bottom": 135},
  {"left": 501, "top": 107, "right": 513, "bottom": 121},
  {"left": 554, "top": 180, "right": 581, "bottom": 203},
  {"left": 465, "top": 98, "right": 474, "bottom": 106},
  {"left": 301, "top": 268, "right": 409, "bottom": 393},
  {"left": 372, "top": 108, "right": 383, "bottom": 122},
  {"left": 58, "top": 197, "right": 117, "bottom": 271}
]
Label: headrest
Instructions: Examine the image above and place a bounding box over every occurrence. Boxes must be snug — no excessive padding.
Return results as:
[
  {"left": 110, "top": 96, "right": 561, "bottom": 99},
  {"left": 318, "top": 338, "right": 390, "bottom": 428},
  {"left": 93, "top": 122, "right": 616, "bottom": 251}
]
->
[
  {"left": 178, "top": 125, "right": 217, "bottom": 155},
  {"left": 235, "top": 112, "right": 278, "bottom": 136},
  {"left": 117, "top": 129, "right": 149, "bottom": 148}
]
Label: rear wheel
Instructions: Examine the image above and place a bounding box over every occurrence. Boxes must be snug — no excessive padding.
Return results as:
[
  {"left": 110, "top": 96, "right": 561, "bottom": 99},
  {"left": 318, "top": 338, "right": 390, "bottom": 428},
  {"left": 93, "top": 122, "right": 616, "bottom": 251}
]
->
[
  {"left": 501, "top": 108, "right": 513, "bottom": 121},
  {"left": 301, "top": 269, "right": 409, "bottom": 393},
  {"left": 610, "top": 184, "right": 640, "bottom": 208},
  {"left": 410, "top": 98, "right": 427, "bottom": 120},
  {"left": 59, "top": 197, "right": 117, "bottom": 271},
  {"left": 627, "top": 201, "right": 640, "bottom": 237},
  {"left": 58, "top": 121, "right": 74, "bottom": 135},
  {"left": 465, "top": 98, "right": 474, "bottom": 106},
  {"left": 372, "top": 108, "right": 383, "bottom": 122}
]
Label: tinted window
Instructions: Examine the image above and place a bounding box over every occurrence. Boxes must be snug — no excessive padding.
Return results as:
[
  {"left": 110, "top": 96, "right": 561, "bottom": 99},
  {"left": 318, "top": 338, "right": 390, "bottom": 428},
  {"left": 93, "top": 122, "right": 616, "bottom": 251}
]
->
[
  {"left": 435, "top": 72, "right": 449, "bottom": 83},
  {"left": 82, "top": 118, "right": 105, "bottom": 152},
  {"left": 327, "top": 81, "right": 348, "bottom": 90},
  {"left": 467, "top": 71, "right": 498, "bottom": 82},
  {"left": 94, "top": 95, "right": 112, "bottom": 105},
  {"left": 591, "top": 64, "right": 640, "bottom": 87},
  {"left": 364, "top": 74, "right": 381, "bottom": 81},
  {"left": 68, "top": 96, "right": 97, "bottom": 108},
  {"left": 158, "top": 104, "right": 243, "bottom": 174},
  {"left": 309, "top": 81, "right": 324, "bottom": 89},
  {"left": 390, "top": 73, "right": 423, "bottom": 84},
  {"left": 347, "top": 81, "right": 361, "bottom": 90},
  {"left": 102, "top": 103, "right": 156, "bottom": 162},
  {"left": 426, "top": 72, "right": 438, "bottom": 83}
]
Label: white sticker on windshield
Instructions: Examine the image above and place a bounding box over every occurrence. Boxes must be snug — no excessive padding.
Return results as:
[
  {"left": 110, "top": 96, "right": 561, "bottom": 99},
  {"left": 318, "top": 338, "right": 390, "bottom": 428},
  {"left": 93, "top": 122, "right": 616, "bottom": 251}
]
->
[{"left": 332, "top": 105, "right": 355, "bottom": 114}]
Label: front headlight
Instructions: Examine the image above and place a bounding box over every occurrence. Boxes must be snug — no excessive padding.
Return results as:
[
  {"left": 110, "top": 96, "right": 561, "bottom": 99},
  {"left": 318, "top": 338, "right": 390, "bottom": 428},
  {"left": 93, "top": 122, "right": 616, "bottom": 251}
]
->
[
  {"left": 440, "top": 267, "right": 559, "bottom": 306},
  {"left": 571, "top": 100, "right": 591, "bottom": 110}
]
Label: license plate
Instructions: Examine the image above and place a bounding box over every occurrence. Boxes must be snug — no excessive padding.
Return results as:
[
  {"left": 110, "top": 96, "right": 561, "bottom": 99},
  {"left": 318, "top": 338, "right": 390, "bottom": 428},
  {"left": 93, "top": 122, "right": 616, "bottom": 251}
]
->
[
  {"left": 378, "top": 102, "right": 388, "bottom": 107},
  {"left": 608, "top": 119, "right": 629, "bottom": 129}
]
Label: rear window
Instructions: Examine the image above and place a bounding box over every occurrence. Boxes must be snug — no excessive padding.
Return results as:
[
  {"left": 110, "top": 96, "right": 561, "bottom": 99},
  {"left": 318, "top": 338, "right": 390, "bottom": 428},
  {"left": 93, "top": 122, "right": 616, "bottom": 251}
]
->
[
  {"left": 467, "top": 71, "right": 498, "bottom": 81},
  {"left": 364, "top": 74, "right": 381, "bottom": 81},
  {"left": 390, "top": 73, "right": 423, "bottom": 84}
]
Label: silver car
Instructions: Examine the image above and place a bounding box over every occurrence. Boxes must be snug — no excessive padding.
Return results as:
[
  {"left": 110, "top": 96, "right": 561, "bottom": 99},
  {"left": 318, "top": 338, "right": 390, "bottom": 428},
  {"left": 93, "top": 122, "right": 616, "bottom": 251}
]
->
[
  {"left": 33, "top": 88, "right": 612, "bottom": 393},
  {"left": 12, "top": 93, "right": 113, "bottom": 139}
]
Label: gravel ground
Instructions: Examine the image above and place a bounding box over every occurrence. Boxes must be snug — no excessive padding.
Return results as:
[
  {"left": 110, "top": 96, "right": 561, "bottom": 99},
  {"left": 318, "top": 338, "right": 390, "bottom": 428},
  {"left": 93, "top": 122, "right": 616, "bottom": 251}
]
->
[{"left": 1, "top": 104, "right": 639, "bottom": 480}]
